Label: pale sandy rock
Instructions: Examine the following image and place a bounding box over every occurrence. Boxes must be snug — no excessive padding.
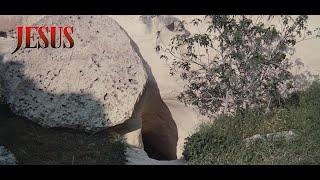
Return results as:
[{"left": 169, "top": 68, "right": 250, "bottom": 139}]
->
[
  {"left": 0, "top": 146, "right": 17, "bottom": 165},
  {"left": 0, "top": 16, "right": 45, "bottom": 32},
  {"left": 0, "top": 15, "right": 148, "bottom": 131},
  {"left": 0, "top": 16, "right": 179, "bottom": 160}
]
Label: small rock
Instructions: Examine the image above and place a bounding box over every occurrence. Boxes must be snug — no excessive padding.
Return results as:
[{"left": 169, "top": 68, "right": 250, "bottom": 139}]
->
[{"left": 243, "top": 130, "right": 296, "bottom": 147}]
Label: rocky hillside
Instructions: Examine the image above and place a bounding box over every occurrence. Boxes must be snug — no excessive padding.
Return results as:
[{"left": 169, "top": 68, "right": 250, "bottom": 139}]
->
[{"left": 0, "top": 15, "right": 319, "bottom": 165}]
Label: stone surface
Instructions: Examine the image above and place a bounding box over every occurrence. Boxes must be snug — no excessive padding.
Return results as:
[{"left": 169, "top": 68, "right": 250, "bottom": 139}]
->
[
  {"left": 0, "top": 16, "right": 179, "bottom": 160},
  {"left": 0, "top": 16, "right": 45, "bottom": 32},
  {"left": 243, "top": 130, "right": 296, "bottom": 147},
  {"left": 0, "top": 16, "right": 148, "bottom": 131},
  {"left": 0, "top": 146, "right": 17, "bottom": 165}
]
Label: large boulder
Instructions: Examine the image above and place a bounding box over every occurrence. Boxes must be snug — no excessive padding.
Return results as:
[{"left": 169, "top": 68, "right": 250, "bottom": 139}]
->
[
  {"left": 0, "top": 16, "right": 178, "bottom": 160},
  {"left": 0, "top": 16, "right": 148, "bottom": 131},
  {"left": 0, "top": 16, "right": 45, "bottom": 32}
]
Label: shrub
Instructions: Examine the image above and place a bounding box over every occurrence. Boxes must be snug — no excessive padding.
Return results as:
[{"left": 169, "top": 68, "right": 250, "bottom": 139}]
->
[
  {"left": 157, "top": 15, "right": 320, "bottom": 117},
  {"left": 183, "top": 81, "right": 320, "bottom": 164}
]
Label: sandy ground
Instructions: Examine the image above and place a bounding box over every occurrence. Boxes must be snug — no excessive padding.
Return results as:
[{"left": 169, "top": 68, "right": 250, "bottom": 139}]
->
[
  {"left": 0, "top": 114, "right": 127, "bottom": 165},
  {"left": 126, "top": 148, "right": 187, "bottom": 165}
]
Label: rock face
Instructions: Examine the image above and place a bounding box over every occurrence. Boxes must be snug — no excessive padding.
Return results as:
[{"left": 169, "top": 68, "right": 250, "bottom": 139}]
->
[
  {"left": 1, "top": 16, "right": 179, "bottom": 160},
  {"left": 0, "top": 16, "right": 45, "bottom": 32},
  {"left": 0, "top": 146, "right": 16, "bottom": 165},
  {"left": 0, "top": 16, "right": 148, "bottom": 131}
]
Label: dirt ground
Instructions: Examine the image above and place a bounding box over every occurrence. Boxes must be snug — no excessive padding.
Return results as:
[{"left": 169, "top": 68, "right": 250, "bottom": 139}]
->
[{"left": 0, "top": 104, "right": 126, "bottom": 165}]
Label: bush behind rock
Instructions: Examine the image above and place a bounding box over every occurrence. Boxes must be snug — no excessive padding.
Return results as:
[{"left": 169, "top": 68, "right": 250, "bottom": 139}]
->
[{"left": 183, "top": 81, "right": 320, "bottom": 164}]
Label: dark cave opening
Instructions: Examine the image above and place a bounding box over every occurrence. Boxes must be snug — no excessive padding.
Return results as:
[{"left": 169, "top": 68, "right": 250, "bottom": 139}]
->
[
  {"left": 141, "top": 111, "right": 178, "bottom": 161},
  {"left": 142, "top": 132, "right": 171, "bottom": 160}
]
